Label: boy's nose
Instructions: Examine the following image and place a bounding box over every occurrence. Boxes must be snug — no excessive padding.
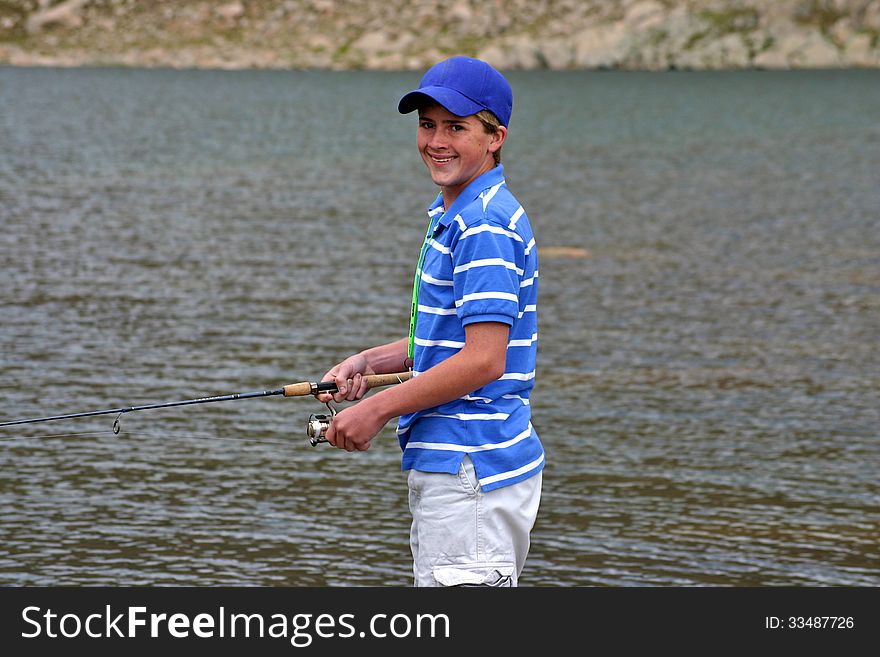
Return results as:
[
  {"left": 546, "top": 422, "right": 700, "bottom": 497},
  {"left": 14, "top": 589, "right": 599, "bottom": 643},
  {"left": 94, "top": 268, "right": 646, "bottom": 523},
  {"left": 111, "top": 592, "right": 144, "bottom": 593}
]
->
[{"left": 427, "top": 131, "right": 450, "bottom": 150}]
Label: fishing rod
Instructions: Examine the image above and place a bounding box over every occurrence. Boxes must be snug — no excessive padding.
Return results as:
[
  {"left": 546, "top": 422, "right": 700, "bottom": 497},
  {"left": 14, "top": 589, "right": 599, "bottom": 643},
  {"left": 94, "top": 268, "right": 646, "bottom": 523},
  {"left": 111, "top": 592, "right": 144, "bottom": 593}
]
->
[{"left": 0, "top": 371, "right": 412, "bottom": 446}]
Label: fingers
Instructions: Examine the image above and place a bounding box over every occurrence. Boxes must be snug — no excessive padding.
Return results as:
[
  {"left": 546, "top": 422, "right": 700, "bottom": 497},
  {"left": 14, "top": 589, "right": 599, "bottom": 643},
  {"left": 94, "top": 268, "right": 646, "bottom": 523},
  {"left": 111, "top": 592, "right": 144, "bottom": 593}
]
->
[
  {"left": 322, "top": 410, "right": 374, "bottom": 453},
  {"left": 316, "top": 368, "right": 351, "bottom": 403},
  {"left": 324, "top": 419, "right": 349, "bottom": 451},
  {"left": 330, "top": 372, "right": 369, "bottom": 403},
  {"left": 333, "top": 373, "right": 350, "bottom": 403},
  {"left": 324, "top": 423, "right": 338, "bottom": 449},
  {"left": 347, "top": 372, "right": 370, "bottom": 401},
  {"left": 325, "top": 424, "right": 361, "bottom": 452},
  {"left": 354, "top": 373, "right": 371, "bottom": 399},
  {"left": 317, "top": 367, "right": 340, "bottom": 403},
  {"left": 316, "top": 363, "right": 367, "bottom": 404}
]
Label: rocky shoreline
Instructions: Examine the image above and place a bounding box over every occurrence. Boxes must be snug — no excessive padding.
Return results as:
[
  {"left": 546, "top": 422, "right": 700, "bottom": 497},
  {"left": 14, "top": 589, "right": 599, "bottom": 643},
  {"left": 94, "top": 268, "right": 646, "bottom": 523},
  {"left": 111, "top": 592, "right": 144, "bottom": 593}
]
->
[{"left": 1, "top": 0, "right": 879, "bottom": 70}]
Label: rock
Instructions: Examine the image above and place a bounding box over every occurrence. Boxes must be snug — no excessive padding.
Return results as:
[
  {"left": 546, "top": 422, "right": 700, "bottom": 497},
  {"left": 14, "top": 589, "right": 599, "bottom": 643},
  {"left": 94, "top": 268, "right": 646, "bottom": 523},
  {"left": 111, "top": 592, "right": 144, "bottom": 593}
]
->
[
  {"left": 504, "top": 35, "right": 545, "bottom": 70},
  {"left": 572, "top": 22, "right": 630, "bottom": 68},
  {"left": 754, "top": 28, "right": 843, "bottom": 68},
  {"left": 216, "top": 2, "right": 246, "bottom": 22},
  {"left": 845, "top": 33, "right": 880, "bottom": 66},
  {"left": 476, "top": 44, "right": 512, "bottom": 70},
  {"left": 793, "top": 32, "right": 846, "bottom": 67},
  {"left": 537, "top": 38, "right": 575, "bottom": 69},
  {"left": 449, "top": 0, "right": 473, "bottom": 24},
  {"left": 352, "top": 30, "right": 390, "bottom": 55},
  {"left": 25, "top": 0, "right": 88, "bottom": 35},
  {"left": 624, "top": 0, "right": 667, "bottom": 30}
]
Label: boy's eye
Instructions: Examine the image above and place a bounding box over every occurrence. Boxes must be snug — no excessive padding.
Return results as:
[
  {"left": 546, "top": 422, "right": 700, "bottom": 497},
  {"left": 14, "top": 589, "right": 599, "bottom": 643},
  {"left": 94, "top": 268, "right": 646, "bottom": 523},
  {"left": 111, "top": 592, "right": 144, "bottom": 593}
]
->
[{"left": 419, "top": 121, "right": 434, "bottom": 129}]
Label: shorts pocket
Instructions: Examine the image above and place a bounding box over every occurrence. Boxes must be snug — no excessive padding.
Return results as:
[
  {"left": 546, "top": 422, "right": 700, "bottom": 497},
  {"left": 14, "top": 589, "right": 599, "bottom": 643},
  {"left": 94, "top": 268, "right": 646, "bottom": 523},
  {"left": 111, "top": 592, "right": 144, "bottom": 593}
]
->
[
  {"left": 432, "top": 562, "right": 515, "bottom": 587},
  {"left": 458, "top": 455, "right": 479, "bottom": 495}
]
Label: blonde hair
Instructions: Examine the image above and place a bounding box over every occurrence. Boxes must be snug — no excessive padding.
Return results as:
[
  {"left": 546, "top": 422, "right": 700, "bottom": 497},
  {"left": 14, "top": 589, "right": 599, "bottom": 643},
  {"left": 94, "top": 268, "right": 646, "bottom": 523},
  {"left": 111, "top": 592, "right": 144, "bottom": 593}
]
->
[{"left": 475, "top": 109, "right": 503, "bottom": 165}]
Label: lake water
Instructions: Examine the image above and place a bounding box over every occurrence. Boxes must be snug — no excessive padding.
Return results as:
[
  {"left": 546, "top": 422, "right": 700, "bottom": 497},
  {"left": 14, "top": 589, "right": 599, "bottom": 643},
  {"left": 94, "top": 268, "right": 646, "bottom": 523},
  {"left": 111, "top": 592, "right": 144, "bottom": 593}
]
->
[{"left": 0, "top": 66, "right": 878, "bottom": 586}]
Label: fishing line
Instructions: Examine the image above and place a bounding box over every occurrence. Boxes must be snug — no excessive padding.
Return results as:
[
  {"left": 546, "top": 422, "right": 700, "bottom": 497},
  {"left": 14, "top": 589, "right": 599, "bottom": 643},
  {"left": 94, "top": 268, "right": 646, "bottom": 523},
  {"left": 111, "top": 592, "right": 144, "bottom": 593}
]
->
[
  {"left": 124, "top": 427, "right": 300, "bottom": 449},
  {"left": 0, "top": 427, "right": 294, "bottom": 447}
]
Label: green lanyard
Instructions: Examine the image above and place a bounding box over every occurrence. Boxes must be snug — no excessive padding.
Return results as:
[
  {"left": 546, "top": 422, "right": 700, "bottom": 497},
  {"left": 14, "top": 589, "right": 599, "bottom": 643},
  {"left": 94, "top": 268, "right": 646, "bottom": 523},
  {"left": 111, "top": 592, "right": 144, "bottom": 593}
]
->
[{"left": 407, "top": 214, "right": 438, "bottom": 364}]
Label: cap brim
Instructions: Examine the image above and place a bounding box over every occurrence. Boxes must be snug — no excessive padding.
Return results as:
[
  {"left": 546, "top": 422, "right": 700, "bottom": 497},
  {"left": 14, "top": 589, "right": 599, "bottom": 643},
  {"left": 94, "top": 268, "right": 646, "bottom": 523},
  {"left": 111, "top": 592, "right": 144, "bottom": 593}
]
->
[{"left": 398, "top": 86, "right": 485, "bottom": 118}]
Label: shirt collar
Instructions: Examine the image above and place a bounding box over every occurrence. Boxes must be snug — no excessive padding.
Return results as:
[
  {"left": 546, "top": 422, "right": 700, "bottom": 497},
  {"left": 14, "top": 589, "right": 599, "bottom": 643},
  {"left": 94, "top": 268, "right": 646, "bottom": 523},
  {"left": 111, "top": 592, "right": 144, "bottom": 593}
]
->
[{"left": 425, "top": 164, "right": 506, "bottom": 230}]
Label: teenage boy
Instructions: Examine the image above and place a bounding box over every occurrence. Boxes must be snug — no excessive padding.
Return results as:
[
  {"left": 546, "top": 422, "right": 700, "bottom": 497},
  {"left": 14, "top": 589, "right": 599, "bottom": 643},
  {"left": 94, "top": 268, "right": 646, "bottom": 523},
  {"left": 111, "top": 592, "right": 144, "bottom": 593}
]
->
[{"left": 317, "top": 56, "right": 543, "bottom": 587}]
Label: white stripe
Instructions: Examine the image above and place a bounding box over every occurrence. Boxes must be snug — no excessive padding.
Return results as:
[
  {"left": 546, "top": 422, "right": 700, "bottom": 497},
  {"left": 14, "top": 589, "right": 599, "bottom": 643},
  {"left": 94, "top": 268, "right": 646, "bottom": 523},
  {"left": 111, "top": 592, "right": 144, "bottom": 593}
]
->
[
  {"left": 414, "top": 337, "right": 465, "bottom": 348},
  {"left": 480, "top": 182, "right": 504, "bottom": 210},
  {"left": 428, "top": 206, "right": 445, "bottom": 217},
  {"left": 525, "top": 237, "right": 536, "bottom": 255},
  {"left": 455, "top": 291, "right": 519, "bottom": 307},
  {"left": 500, "top": 370, "right": 536, "bottom": 381},
  {"left": 460, "top": 224, "right": 524, "bottom": 243},
  {"left": 405, "top": 425, "right": 533, "bottom": 453},
  {"left": 517, "top": 304, "right": 537, "bottom": 318},
  {"left": 507, "top": 206, "right": 525, "bottom": 230},
  {"left": 421, "top": 272, "right": 453, "bottom": 286},
  {"left": 479, "top": 453, "right": 545, "bottom": 487},
  {"left": 453, "top": 214, "right": 467, "bottom": 231},
  {"left": 520, "top": 272, "right": 538, "bottom": 288},
  {"left": 418, "top": 304, "right": 457, "bottom": 315},
  {"left": 508, "top": 333, "right": 538, "bottom": 347},
  {"left": 422, "top": 412, "right": 509, "bottom": 421},
  {"left": 428, "top": 239, "right": 450, "bottom": 254},
  {"left": 453, "top": 258, "right": 523, "bottom": 276},
  {"left": 458, "top": 394, "right": 530, "bottom": 404}
]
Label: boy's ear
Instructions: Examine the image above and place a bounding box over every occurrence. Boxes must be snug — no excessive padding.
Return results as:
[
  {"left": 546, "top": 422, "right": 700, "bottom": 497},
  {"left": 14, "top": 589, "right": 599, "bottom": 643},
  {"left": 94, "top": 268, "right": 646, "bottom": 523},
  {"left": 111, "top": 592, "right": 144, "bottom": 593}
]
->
[{"left": 489, "top": 125, "right": 508, "bottom": 154}]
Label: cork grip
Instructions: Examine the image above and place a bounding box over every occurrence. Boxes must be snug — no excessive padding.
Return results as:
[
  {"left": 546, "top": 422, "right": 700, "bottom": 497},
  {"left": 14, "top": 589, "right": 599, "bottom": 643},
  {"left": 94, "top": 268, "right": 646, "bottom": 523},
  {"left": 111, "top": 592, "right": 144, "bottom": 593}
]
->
[
  {"left": 282, "top": 381, "right": 314, "bottom": 397},
  {"left": 282, "top": 371, "right": 412, "bottom": 397},
  {"left": 361, "top": 371, "right": 413, "bottom": 388}
]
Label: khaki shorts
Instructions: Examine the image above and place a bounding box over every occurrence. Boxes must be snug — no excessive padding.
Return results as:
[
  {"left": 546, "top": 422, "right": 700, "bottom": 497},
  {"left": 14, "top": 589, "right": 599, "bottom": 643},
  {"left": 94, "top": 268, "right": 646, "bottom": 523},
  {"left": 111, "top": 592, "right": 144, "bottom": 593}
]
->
[{"left": 407, "top": 455, "right": 542, "bottom": 587}]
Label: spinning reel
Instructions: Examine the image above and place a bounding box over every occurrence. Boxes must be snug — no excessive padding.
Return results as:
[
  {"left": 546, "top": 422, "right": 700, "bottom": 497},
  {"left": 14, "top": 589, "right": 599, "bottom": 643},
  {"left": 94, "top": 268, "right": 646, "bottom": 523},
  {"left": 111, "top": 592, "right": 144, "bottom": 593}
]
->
[{"left": 306, "top": 402, "right": 336, "bottom": 446}]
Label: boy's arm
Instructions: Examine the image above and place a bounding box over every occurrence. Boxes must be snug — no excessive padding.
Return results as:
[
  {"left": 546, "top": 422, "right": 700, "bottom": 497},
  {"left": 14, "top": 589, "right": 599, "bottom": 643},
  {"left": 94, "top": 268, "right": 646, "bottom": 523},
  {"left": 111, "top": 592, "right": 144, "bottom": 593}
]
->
[
  {"left": 324, "top": 321, "right": 509, "bottom": 452},
  {"left": 317, "top": 337, "right": 409, "bottom": 403}
]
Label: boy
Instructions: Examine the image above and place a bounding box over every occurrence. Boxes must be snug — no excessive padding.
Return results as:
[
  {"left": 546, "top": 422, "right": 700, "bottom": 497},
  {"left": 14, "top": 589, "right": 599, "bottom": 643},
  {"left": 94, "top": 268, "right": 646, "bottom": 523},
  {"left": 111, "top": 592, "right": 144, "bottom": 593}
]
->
[{"left": 317, "top": 56, "right": 543, "bottom": 587}]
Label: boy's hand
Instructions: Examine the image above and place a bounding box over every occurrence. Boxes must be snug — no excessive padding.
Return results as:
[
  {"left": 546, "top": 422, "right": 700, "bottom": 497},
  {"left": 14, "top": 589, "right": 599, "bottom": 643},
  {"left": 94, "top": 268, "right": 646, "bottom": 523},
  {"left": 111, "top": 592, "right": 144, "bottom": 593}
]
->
[
  {"left": 317, "top": 355, "right": 374, "bottom": 403},
  {"left": 324, "top": 399, "right": 388, "bottom": 452}
]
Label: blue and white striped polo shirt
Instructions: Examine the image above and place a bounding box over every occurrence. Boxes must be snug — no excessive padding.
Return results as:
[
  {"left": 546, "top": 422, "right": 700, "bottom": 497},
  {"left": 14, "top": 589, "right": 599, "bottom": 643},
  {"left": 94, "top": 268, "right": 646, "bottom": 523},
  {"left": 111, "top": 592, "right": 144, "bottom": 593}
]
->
[{"left": 398, "top": 164, "right": 544, "bottom": 492}]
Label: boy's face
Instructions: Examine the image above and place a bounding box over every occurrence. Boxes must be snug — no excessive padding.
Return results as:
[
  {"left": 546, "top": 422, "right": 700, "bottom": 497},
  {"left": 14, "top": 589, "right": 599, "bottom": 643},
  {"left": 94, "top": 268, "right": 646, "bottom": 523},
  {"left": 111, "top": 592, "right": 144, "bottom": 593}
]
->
[{"left": 417, "top": 103, "right": 506, "bottom": 206}]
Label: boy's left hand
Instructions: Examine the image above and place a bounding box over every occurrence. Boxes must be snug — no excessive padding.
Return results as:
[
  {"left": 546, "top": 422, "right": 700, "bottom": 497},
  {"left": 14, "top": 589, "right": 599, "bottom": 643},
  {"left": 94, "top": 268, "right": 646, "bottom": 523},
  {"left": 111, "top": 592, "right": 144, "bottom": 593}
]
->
[{"left": 324, "top": 399, "right": 388, "bottom": 452}]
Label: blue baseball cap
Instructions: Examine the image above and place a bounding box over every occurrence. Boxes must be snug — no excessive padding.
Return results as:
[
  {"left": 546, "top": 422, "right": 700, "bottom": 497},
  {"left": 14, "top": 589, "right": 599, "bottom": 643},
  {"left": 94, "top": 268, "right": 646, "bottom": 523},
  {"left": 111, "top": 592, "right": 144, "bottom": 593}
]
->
[{"left": 398, "top": 56, "right": 513, "bottom": 127}]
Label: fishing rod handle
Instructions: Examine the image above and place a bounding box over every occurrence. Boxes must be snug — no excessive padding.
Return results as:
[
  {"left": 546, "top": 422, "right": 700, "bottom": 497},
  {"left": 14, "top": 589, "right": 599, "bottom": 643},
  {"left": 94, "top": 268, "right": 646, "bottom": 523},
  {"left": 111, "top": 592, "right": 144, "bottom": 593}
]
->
[{"left": 282, "top": 371, "right": 412, "bottom": 397}]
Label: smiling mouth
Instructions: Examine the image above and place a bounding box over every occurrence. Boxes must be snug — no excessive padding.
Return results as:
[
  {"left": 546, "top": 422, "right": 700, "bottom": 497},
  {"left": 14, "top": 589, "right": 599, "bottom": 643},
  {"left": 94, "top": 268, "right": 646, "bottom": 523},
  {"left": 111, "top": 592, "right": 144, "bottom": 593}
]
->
[{"left": 429, "top": 154, "right": 455, "bottom": 164}]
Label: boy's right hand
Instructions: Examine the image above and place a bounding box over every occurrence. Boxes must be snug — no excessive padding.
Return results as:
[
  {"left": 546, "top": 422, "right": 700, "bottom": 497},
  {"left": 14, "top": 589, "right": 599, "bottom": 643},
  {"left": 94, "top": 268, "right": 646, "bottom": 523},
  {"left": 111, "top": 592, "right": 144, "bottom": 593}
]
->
[{"left": 317, "top": 354, "right": 374, "bottom": 404}]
